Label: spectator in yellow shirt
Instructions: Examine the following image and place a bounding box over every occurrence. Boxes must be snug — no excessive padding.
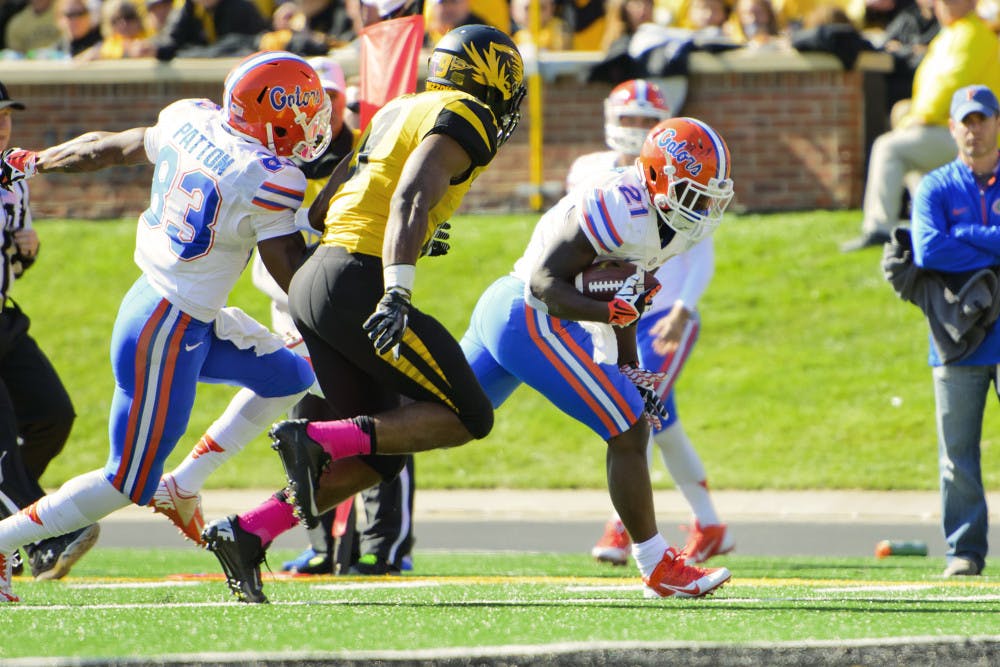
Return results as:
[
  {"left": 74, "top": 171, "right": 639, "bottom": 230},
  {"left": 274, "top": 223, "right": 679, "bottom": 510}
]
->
[
  {"left": 842, "top": 0, "right": 1000, "bottom": 251},
  {"left": 511, "top": 0, "right": 572, "bottom": 50},
  {"left": 77, "top": 0, "right": 155, "bottom": 59}
]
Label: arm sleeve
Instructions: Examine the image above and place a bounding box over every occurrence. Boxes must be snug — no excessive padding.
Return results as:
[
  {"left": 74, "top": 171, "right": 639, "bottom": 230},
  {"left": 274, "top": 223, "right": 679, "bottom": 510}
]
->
[
  {"left": 428, "top": 98, "right": 497, "bottom": 169},
  {"left": 951, "top": 223, "right": 1000, "bottom": 256},
  {"left": 249, "top": 163, "right": 307, "bottom": 242},
  {"left": 143, "top": 124, "right": 160, "bottom": 163},
  {"left": 576, "top": 185, "right": 633, "bottom": 255}
]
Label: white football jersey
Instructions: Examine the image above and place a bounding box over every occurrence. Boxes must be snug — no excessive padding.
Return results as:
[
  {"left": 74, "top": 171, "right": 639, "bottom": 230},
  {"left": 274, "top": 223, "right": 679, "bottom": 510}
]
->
[
  {"left": 565, "top": 150, "right": 714, "bottom": 318},
  {"left": 565, "top": 150, "right": 619, "bottom": 192},
  {"left": 137, "top": 99, "right": 306, "bottom": 322},
  {"left": 513, "top": 164, "right": 694, "bottom": 288}
]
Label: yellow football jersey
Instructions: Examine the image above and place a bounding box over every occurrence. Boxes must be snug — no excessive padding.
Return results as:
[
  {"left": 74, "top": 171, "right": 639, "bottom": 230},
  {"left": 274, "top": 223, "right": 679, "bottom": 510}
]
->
[{"left": 321, "top": 90, "right": 499, "bottom": 258}]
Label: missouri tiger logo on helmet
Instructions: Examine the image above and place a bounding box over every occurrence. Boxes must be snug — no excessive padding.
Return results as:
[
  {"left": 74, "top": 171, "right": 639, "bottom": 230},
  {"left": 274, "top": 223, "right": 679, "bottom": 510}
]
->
[
  {"left": 223, "top": 51, "right": 333, "bottom": 162},
  {"left": 638, "top": 117, "right": 734, "bottom": 244},
  {"left": 426, "top": 24, "right": 527, "bottom": 146}
]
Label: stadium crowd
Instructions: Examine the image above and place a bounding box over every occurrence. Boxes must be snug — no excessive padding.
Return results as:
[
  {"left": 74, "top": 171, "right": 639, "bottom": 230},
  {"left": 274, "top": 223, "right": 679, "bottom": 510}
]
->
[{"left": 0, "top": 0, "right": 981, "bottom": 71}]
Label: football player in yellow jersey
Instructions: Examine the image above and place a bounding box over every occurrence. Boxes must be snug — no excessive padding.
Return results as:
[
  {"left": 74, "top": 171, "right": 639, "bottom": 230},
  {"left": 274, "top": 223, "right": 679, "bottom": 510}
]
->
[{"left": 198, "top": 25, "right": 525, "bottom": 602}]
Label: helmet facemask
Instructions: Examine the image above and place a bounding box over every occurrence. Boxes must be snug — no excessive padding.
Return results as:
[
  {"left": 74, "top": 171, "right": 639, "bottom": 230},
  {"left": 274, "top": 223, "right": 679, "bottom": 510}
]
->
[
  {"left": 603, "top": 80, "right": 671, "bottom": 156},
  {"left": 605, "top": 108, "right": 670, "bottom": 155},
  {"left": 284, "top": 92, "right": 332, "bottom": 162},
  {"left": 496, "top": 83, "right": 526, "bottom": 146},
  {"left": 652, "top": 165, "right": 734, "bottom": 243}
]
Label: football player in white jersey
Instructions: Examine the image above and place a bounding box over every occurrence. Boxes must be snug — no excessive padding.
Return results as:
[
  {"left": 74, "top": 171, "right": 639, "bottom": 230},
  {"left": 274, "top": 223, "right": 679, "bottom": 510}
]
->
[
  {"left": 570, "top": 80, "right": 734, "bottom": 568},
  {"left": 459, "top": 116, "right": 735, "bottom": 598},
  {"left": 0, "top": 51, "right": 331, "bottom": 602}
]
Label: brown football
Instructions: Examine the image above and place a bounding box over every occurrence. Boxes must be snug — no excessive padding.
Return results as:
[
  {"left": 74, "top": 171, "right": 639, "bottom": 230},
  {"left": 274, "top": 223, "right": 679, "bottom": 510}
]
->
[{"left": 574, "top": 259, "right": 659, "bottom": 302}]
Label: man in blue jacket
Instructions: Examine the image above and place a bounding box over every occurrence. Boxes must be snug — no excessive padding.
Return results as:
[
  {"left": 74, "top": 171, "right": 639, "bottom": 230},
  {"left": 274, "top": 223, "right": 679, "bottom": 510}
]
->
[{"left": 911, "top": 83, "right": 1000, "bottom": 577}]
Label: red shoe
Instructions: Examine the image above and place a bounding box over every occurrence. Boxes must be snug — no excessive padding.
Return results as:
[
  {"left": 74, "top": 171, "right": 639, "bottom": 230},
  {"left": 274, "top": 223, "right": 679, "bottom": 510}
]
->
[
  {"left": 591, "top": 517, "right": 630, "bottom": 566},
  {"left": 643, "top": 547, "right": 730, "bottom": 598},
  {"left": 150, "top": 474, "right": 205, "bottom": 546},
  {"left": 0, "top": 551, "right": 19, "bottom": 603},
  {"left": 679, "top": 521, "right": 734, "bottom": 564}
]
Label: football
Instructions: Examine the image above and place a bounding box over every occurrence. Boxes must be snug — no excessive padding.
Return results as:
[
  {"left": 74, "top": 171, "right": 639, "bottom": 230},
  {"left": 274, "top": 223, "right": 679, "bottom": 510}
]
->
[{"left": 574, "top": 259, "right": 659, "bottom": 301}]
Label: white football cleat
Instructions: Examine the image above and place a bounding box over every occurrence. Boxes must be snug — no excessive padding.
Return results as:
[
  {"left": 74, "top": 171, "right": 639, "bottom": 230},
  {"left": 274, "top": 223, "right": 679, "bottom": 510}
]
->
[{"left": 150, "top": 474, "right": 205, "bottom": 546}]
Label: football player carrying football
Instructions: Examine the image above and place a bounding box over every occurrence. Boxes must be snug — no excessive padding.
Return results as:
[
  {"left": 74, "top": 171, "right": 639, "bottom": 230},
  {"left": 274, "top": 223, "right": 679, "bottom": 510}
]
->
[
  {"left": 570, "top": 80, "right": 735, "bottom": 569},
  {"left": 196, "top": 25, "right": 527, "bottom": 603},
  {"left": 0, "top": 51, "right": 329, "bottom": 602},
  {"left": 456, "top": 116, "right": 735, "bottom": 598}
]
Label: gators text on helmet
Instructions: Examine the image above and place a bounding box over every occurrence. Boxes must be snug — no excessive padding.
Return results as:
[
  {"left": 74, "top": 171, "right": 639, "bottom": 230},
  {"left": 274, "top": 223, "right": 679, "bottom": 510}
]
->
[
  {"left": 638, "top": 117, "right": 734, "bottom": 244},
  {"left": 223, "top": 51, "right": 333, "bottom": 162}
]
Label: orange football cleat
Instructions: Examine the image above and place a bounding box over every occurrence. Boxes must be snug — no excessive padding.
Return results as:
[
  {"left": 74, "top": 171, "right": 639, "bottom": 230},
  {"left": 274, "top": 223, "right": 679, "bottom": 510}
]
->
[{"left": 643, "top": 547, "right": 730, "bottom": 598}]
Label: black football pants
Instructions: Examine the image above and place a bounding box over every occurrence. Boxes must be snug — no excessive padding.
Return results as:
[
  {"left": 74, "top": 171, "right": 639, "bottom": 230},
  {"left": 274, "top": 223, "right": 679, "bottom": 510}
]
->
[{"left": 0, "top": 303, "right": 75, "bottom": 514}]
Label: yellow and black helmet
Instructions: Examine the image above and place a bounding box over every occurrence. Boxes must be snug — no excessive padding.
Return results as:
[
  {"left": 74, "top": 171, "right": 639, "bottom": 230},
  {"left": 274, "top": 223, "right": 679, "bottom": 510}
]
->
[{"left": 426, "top": 24, "right": 526, "bottom": 146}]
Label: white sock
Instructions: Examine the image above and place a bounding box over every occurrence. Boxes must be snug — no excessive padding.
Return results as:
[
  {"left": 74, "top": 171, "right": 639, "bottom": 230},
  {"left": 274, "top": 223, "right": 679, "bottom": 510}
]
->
[
  {"left": 654, "top": 422, "right": 720, "bottom": 526},
  {"left": 0, "top": 470, "right": 129, "bottom": 552},
  {"left": 632, "top": 533, "right": 669, "bottom": 578},
  {"left": 169, "top": 388, "right": 306, "bottom": 492}
]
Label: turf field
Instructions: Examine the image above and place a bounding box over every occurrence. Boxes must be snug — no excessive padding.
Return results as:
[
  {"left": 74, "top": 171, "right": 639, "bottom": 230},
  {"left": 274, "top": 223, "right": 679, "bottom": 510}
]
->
[
  {"left": 6, "top": 211, "right": 999, "bottom": 664},
  {"left": 1, "top": 550, "right": 998, "bottom": 664},
  {"left": 18, "top": 210, "right": 999, "bottom": 492}
]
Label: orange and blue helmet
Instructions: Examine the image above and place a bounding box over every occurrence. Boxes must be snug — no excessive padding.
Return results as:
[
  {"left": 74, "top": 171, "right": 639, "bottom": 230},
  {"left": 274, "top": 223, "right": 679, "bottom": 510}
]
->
[
  {"left": 638, "top": 117, "right": 734, "bottom": 243},
  {"left": 223, "top": 51, "right": 333, "bottom": 162}
]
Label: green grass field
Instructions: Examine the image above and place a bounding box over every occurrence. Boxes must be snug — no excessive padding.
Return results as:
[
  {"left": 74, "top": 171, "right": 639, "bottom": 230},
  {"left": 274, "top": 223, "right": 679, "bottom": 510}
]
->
[
  {"left": 1, "top": 550, "right": 998, "bottom": 661},
  {"left": 6, "top": 211, "right": 1000, "bottom": 664},
  {"left": 16, "top": 210, "right": 997, "bottom": 492}
]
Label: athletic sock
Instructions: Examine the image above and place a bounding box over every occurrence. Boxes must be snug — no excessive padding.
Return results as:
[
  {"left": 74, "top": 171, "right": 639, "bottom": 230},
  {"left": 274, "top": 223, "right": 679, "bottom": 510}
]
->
[
  {"left": 654, "top": 423, "right": 720, "bottom": 526},
  {"left": 170, "top": 388, "right": 306, "bottom": 493},
  {"left": 239, "top": 495, "right": 299, "bottom": 546},
  {"left": 632, "top": 533, "right": 670, "bottom": 578},
  {"left": 0, "top": 470, "right": 129, "bottom": 552},
  {"left": 306, "top": 416, "right": 375, "bottom": 459}
]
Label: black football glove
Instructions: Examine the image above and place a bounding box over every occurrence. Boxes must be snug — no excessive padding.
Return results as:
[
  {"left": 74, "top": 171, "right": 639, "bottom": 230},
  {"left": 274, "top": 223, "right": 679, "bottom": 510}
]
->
[
  {"left": 0, "top": 149, "right": 37, "bottom": 190},
  {"left": 363, "top": 286, "right": 412, "bottom": 359},
  {"left": 619, "top": 363, "right": 669, "bottom": 430},
  {"left": 422, "top": 221, "right": 451, "bottom": 257}
]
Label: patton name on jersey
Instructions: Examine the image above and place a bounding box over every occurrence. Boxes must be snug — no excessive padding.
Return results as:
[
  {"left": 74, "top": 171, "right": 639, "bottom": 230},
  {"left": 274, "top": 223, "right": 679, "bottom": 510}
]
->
[{"left": 137, "top": 99, "right": 306, "bottom": 323}]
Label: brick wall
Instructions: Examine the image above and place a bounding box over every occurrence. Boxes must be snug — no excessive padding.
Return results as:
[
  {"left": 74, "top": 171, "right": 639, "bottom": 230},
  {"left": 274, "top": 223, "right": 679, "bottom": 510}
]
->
[{"left": 3, "top": 51, "right": 871, "bottom": 219}]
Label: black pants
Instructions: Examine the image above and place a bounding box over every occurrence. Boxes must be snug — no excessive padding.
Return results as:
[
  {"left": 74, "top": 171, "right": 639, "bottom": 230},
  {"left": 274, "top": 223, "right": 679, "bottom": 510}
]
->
[
  {"left": 0, "top": 303, "right": 75, "bottom": 513},
  {"left": 288, "top": 245, "right": 494, "bottom": 482}
]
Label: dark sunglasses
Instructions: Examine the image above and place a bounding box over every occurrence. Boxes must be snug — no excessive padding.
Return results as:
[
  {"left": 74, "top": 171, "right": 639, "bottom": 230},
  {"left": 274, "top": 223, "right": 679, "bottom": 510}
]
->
[{"left": 63, "top": 8, "right": 89, "bottom": 17}]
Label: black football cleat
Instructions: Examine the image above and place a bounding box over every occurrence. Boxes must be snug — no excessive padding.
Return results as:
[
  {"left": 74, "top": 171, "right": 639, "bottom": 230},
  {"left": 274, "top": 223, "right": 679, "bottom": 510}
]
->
[
  {"left": 28, "top": 524, "right": 101, "bottom": 581},
  {"left": 269, "top": 419, "right": 330, "bottom": 530},
  {"left": 202, "top": 515, "right": 268, "bottom": 604}
]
